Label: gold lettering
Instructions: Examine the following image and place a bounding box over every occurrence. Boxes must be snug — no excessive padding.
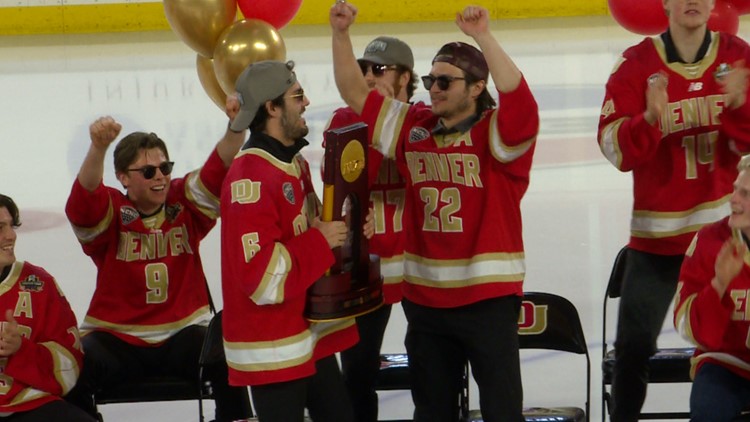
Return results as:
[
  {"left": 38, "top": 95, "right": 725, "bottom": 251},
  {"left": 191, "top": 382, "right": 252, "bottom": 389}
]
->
[
  {"left": 168, "top": 227, "right": 183, "bottom": 256},
  {"left": 342, "top": 159, "right": 364, "bottom": 175},
  {"left": 708, "top": 94, "right": 723, "bottom": 126},
  {"left": 125, "top": 232, "right": 139, "bottom": 261},
  {"left": 179, "top": 226, "right": 193, "bottom": 254},
  {"left": 157, "top": 231, "right": 168, "bottom": 258},
  {"left": 463, "top": 154, "right": 482, "bottom": 188},
  {"left": 115, "top": 226, "right": 193, "bottom": 262},
  {"left": 434, "top": 153, "right": 450, "bottom": 182},
  {"left": 681, "top": 98, "right": 698, "bottom": 130},
  {"left": 731, "top": 289, "right": 747, "bottom": 320},
  {"left": 14, "top": 292, "right": 32, "bottom": 318},
  {"left": 667, "top": 102, "right": 683, "bottom": 133},
  {"left": 447, "top": 153, "right": 465, "bottom": 186},
  {"left": 406, "top": 152, "right": 426, "bottom": 184},
  {"left": 423, "top": 153, "right": 439, "bottom": 182},
  {"left": 696, "top": 96, "right": 710, "bottom": 128},
  {"left": 407, "top": 152, "right": 483, "bottom": 188},
  {"left": 231, "top": 179, "right": 261, "bottom": 204},
  {"left": 455, "top": 134, "right": 473, "bottom": 147},
  {"left": 661, "top": 96, "right": 726, "bottom": 137},
  {"left": 140, "top": 232, "right": 156, "bottom": 260}
]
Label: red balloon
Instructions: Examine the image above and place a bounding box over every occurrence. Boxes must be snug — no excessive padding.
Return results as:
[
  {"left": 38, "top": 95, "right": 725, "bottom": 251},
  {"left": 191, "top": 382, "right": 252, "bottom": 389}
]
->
[
  {"left": 709, "top": 0, "right": 739, "bottom": 35},
  {"left": 608, "top": 0, "right": 668, "bottom": 35},
  {"left": 237, "top": 0, "right": 302, "bottom": 29},
  {"left": 730, "top": 0, "right": 750, "bottom": 15}
]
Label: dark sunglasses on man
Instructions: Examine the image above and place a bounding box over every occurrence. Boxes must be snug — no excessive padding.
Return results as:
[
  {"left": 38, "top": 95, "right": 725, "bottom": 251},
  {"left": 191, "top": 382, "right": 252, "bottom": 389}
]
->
[
  {"left": 126, "top": 161, "right": 174, "bottom": 180},
  {"left": 358, "top": 61, "right": 398, "bottom": 77},
  {"left": 421, "top": 74, "right": 466, "bottom": 91}
]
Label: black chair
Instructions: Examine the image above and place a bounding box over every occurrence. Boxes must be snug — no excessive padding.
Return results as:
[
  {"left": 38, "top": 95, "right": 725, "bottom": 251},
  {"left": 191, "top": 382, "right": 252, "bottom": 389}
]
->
[
  {"left": 601, "top": 246, "right": 695, "bottom": 421},
  {"left": 467, "top": 292, "right": 591, "bottom": 422},
  {"left": 93, "top": 311, "right": 232, "bottom": 421},
  {"left": 376, "top": 353, "right": 469, "bottom": 422}
]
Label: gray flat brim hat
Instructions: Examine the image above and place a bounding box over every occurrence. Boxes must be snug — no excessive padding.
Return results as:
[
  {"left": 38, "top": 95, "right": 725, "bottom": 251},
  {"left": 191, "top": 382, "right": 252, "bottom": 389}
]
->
[
  {"left": 359, "top": 36, "right": 414, "bottom": 69},
  {"left": 230, "top": 60, "right": 297, "bottom": 132}
]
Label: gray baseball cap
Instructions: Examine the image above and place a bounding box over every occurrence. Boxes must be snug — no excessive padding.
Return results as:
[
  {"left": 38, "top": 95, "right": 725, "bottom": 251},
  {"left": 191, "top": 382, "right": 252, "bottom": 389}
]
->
[
  {"left": 230, "top": 60, "right": 297, "bottom": 132},
  {"left": 359, "top": 36, "right": 414, "bottom": 69}
]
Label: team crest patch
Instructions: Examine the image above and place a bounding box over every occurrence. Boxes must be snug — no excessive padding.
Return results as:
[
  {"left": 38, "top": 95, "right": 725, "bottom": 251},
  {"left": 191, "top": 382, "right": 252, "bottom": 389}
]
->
[
  {"left": 714, "top": 62, "right": 732, "bottom": 80},
  {"left": 165, "top": 203, "right": 183, "bottom": 222},
  {"left": 20, "top": 275, "right": 44, "bottom": 292},
  {"left": 282, "top": 182, "right": 296, "bottom": 204},
  {"left": 120, "top": 206, "right": 139, "bottom": 225},
  {"left": 409, "top": 127, "right": 430, "bottom": 143}
]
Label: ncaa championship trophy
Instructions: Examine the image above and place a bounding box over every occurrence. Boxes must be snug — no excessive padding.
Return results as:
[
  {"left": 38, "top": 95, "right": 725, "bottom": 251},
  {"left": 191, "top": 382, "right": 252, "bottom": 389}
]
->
[{"left": 304, "top": 122, "right": 384, "bottom": 321}]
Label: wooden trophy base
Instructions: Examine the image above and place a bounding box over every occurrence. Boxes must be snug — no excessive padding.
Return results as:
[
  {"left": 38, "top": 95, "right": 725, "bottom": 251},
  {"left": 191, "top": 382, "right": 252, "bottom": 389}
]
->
[{"left": 305, "top": 254, "right": 384, "bottom": 322}]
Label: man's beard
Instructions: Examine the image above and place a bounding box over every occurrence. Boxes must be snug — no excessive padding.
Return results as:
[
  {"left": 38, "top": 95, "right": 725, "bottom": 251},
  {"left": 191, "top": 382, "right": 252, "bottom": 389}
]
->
[{"left": 282, "top": 111, "right": 309, "bottom": 140}]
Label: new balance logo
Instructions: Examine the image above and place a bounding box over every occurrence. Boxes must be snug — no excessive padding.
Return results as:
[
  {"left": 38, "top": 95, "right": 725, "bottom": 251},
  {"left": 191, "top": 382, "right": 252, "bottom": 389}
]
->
[{"left": 688, "top": 82, "right": 703, "bottom": 92}]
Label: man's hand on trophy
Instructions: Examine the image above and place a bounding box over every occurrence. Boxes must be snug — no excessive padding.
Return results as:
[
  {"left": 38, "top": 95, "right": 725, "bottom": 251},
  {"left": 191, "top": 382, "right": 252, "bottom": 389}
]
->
[
  {"left": 312, "top": 217, "right": 349, "bottom": 249},
  {"left": 363, "top": 208, "right": 375, "bottom": 240}
]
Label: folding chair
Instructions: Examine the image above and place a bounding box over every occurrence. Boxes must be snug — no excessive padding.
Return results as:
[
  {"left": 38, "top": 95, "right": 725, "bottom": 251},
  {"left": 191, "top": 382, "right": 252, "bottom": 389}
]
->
[
  {"left": 376, "top": 353, "right": 469, "bottom": 422},
  {"left": 601, "top": 246, "right": 694, "bottom": 421},
  {"left": 93, "top": 311, "right": 232, "bottom": 421},
  {"left": 468, "top": 292, "right": 591, "bottom": 422}
]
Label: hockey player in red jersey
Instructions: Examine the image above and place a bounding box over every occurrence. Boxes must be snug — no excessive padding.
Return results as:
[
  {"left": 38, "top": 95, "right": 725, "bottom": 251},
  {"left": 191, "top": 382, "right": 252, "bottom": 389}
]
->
[
  {"left": 221, "top": 60, "right": 374, "bottom": 422},
  {"left": 323, "top": 35, "right": 422, "bottom": 422},
  {"left": 0, "top": 194, "right": 94, "bottom": 421},
  {"left": 597, "top": 0, "right": 750, "bottom": 420},
  {"left": 332, "top": 3, "right": 539, "bottom": 421},
  {"left": 674, "top": 155, "right": 750, "bottom": 421},
  {"left": 64, "top": 102, "right": 252, "bottom": 420}
]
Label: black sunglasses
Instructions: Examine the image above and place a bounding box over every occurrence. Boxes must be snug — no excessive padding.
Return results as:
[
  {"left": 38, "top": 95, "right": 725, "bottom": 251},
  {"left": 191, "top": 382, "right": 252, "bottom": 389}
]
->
[
  {"left": 126, "top": 161, "right": 174, "bottom": 180},
  {"left": 421, "top": 74, "right": 466, "bottom": 91},
  {"left": 359, "top": 62, "right": 398, "bottom": 77}
]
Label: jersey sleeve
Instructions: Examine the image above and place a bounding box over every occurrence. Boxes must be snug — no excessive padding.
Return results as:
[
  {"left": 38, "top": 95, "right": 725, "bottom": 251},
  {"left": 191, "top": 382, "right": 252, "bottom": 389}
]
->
[
  {"left": 361, "top": 91, "right": 413, "bottom": 162},
  {"left": 597, "top": 49, "right": 664, "bottom": 172},
  {"left": 173, "top": 149, "right": 226, "bottom": 239},
  {"left": 717, "top": 35, "right": 750, "bottom": 153},
  {"left": 65, "top": 180, "right": 117, "bottom": 254},
  {"left": 3, "top": 279, "right": 82, "bottom": 396},
  {"left": 487, "top": 77, "right": 539, "bottom": 177},
  {"left": 674, "top": 230, "right": 734, "bottom": 350},
  {"left": 222, "top": 163, "right": 334, "bottom": 306}
]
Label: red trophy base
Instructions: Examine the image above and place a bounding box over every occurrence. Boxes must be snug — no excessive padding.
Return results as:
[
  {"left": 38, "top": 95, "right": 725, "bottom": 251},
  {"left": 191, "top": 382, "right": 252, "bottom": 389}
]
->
[{"left": 305, "top": 255, "right": 383, "bottom": 322}]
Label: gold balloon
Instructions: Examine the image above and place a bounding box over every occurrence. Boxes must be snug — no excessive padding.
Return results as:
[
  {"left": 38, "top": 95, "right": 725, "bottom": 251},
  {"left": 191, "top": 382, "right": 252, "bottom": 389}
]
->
[
  {"left": 212, "top": 19, "right": 287, "bottom": 95},
  {"left": 196, "top": 55, "right": 227, "bottom": 111},
  {"left": 163, "top": 0, "right": 237, "bottom": 58}
]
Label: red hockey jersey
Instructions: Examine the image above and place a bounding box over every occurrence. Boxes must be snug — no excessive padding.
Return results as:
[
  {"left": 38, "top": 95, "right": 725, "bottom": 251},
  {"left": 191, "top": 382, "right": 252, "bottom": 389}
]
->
[
  {"left": 0, "top": 261, "right": 82, "bottom": 414},
  {"left": 65, "top": 149, "right": 228, "bottom": 346},
  {"left": 359, "top": 78, "right": 539, "bottom": 308},
  {"left": 598, "top": 32, "right": 750, "bottom": 255},
  {"left": 221, "top": 137, "right": 357, "bottom": 386},
  {"left": 674, "top": 217, "right": 750, "bottom": 380}
]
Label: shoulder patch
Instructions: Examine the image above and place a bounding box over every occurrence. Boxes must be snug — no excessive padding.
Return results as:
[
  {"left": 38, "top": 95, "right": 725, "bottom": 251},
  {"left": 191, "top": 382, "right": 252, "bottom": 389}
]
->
[
  {"left": 120, "top": 206, "right": 139, "bottom": 225},
  {"left": 714, "top": 62, "right": 732, "bottom": 80},
  {"left": 20, "top": 275, "right": 44, "bottom": 292},
  {"left": 283, "top": 182, "right": 296, "bottom": 205},
  {"left": 165, "top": 203, "right": 183, "bottom": 222},
  {"left": 409, "top": 127, "right": 430, "bottom": 144}
]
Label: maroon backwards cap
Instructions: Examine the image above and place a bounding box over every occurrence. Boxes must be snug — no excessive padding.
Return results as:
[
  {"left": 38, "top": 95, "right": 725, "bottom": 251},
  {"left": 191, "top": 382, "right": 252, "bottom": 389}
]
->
[{"left": 432, "top": 41, "right": 489, "bottom": 81}]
